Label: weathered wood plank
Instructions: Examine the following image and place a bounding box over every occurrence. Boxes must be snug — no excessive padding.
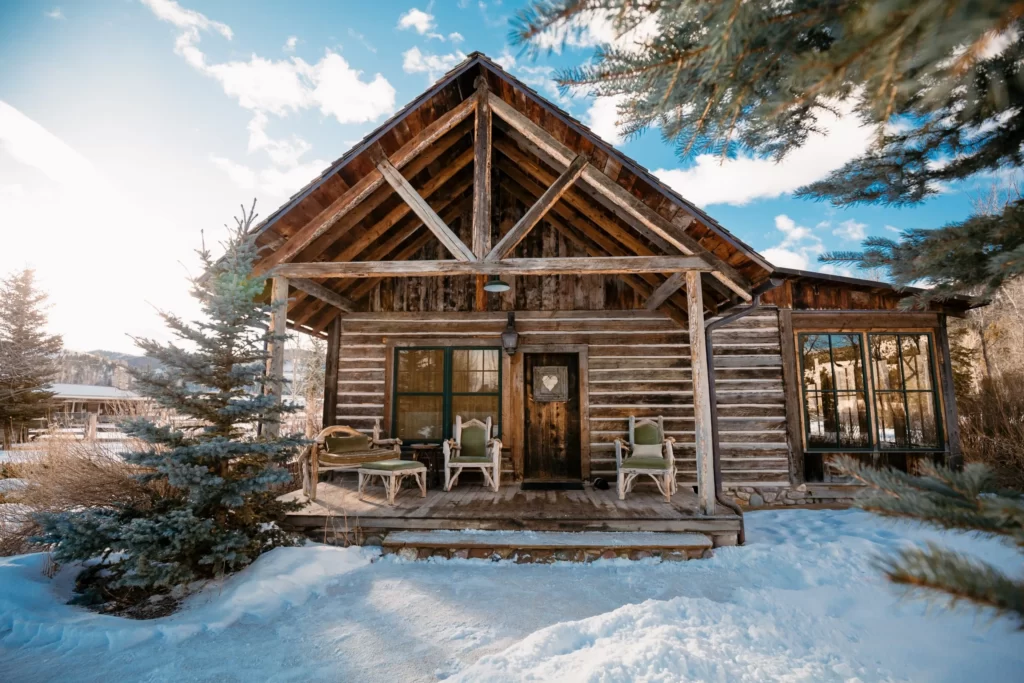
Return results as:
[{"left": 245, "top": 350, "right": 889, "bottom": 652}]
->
[
  {"left": 645, "top": 272, "right": 686, "bottom": 311},
  {"left": 274, "top": 256, "right": 712, "bottom": 278},
  {"left": 472, "top": 81, "right": 492, "bottom": 259},
  {"left": 322, "top": 317, "right": 341, "bottom": 428},
  {"left": 687, "top": 271, "right": 715, "bottom": 513},
  {"left": 290, "top": 278, "right": 356, "bottom": 313}
]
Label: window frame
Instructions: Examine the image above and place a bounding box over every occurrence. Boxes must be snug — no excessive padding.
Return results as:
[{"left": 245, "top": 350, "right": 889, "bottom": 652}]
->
[
  {"left": 390, "top": 345, "right": 503, "bottom": 445},
  {"left": 797, "top": 332, "right": 873, "bottom": 452},
  {"left": 797, "top": 330, "right": 945, "bottom": 454},
  {"left": 867, "top": 332, "right": 945, "bottom": 452}
]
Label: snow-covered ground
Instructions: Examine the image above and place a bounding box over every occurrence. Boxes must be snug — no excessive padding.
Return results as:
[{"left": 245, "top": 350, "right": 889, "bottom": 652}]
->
[{"left": 0, "top": 509, "right": 1020, "bottom": 682}]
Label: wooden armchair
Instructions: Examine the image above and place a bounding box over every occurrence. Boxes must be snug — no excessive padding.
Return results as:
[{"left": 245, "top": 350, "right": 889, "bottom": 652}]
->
[
  {"left": 614, "top": 415, "right": 677, "bottom": 502},
  {"left": 443, "top": 415, "right": 501, "bottom": 492},
  {"left": 299, "top": 419, "right": 402, "bottom": 501}
]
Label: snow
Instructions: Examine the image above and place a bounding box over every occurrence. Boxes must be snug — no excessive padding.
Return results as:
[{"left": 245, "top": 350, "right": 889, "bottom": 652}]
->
[
  {"left": 386, "top": 530, "right": 712, "bottom": 548},
  {"left": 1, "top": 509, "right": 1021, "bottom": 682}
]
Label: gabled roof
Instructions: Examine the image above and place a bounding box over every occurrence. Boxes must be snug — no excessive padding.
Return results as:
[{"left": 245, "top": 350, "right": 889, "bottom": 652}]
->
[{"left": 243, "top": 53, "right": 827, "bottom": 331}]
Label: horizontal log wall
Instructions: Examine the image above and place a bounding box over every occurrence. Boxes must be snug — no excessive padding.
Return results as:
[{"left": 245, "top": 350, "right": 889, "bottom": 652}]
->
[{"left": 329, "top": 308, "right": 794, "bottom": 489}]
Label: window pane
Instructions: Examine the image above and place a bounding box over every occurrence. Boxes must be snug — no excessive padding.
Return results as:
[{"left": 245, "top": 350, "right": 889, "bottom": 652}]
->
[
  {"left": 830, "top": 334, "right": 864, "bottom": 392},
  {"left": 804, "top": 391, "right": 837, "bottom": 448},
  {"left": 451, "top": 349, "right": 500, "bottom": 393},
  {"left": 875, "top": 391, "right": 908, "bottom": 448},
  {"left": 836, "top": 392, "right": 871, "bottom": 448},
  {"left": 802, "top": 335, "right": 833, "bottom": 390},
  {"left": 871, "top": 335, "right": 902, "bottom": 391},
  {"left": 901, "top": 335, "right": 933, "bottom": 391},
  {"left": 395, "top": 395, "right": 443, "bottom": 440},
  {"left": 397, "top": 349, "right": 444, "bottom": 392},
  {"left": 451, "top": 395, "right": 500, "bottom": 435},
  {"left": 906, "top": 392, "right": 939, "bottom": 448}
]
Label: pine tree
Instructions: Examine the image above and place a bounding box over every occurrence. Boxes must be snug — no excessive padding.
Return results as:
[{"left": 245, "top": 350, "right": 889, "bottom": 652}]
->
[
  {"left": 0, "top": 269, "right": 62, "bottom": 448},
  {"left": 37, "top": 203, "right": 303, "bottom": 597},
  {"left": 838, "top": 457, "right": 1024, "bottom": 626},
  {"left": 513, "top": 0, "right": 1024, "bottom": 301}
]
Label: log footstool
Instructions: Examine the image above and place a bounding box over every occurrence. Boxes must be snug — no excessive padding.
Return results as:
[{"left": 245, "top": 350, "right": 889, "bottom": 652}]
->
[{"left": 357, "top": 460, "right": 427, "bottom": 506}]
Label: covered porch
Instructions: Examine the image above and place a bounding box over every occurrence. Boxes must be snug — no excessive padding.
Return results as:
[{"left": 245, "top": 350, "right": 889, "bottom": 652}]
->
[{"left": 279, "top": 475, "right": 742, "bottom": 546}]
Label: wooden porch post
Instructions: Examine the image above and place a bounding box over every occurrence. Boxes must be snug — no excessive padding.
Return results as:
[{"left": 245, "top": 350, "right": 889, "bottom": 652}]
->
[
  {"left": 322, "top": 316, "right": 342, "bottom": 429},
  {"left": 265, "top": 275, "right": 289, "bottom": 438},
  {"left": 686, "top": 271, "right": 717, "bottom": 514},
  {"left": 936, "top": 314, "right": 963, "bottom": 468}
]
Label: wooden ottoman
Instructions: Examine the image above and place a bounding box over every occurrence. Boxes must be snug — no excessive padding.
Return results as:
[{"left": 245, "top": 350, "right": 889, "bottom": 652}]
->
[{"left": 357, "top": 460, "right": 427, "bottom": 506}]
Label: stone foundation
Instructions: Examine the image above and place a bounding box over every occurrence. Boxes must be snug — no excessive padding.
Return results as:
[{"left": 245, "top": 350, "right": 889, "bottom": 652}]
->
[{"left": 727, "top": 483, "right": 858, "bottom": 508}]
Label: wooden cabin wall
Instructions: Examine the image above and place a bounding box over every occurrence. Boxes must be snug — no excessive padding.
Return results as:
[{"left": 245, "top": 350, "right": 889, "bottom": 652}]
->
[{"left": 329, "top": 308, "right": 792, "bottom": 489}]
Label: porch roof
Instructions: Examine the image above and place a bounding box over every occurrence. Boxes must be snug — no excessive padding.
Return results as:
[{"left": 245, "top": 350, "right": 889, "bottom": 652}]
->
[{"left": 247, "top": 52, "right": 777, "bottom": 334}]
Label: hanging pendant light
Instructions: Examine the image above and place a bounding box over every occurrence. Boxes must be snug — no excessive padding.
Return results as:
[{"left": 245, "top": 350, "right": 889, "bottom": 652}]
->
[{"left": 483, "top": 275, "right": 510, "bottom": 293}]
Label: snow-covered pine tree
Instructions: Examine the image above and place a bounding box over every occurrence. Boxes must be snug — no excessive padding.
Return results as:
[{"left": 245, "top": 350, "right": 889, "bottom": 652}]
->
[
  {"left": 0, "top": 269, "right": 62, "bottom": 448},
  {"left": 513, "top": 0, "right": 1024, "bottom": 302},
  {"left": 838, "top": 457, "right": 1024, "bottom": 626},
  {"left": 37, "top": 202, "right": 303, "bottom": 597}
]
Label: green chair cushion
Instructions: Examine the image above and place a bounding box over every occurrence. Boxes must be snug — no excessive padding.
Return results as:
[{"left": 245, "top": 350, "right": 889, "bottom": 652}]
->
[
  {"left": 622, "top": 456, "right": 670, "bottom": 470},
  {"left": 451, "top": 456, "right": 492, "bottom": 464},
  {"left": 631, "top": 444, "right": 663, "bottom": 458},
  {"left": 460, "top": 425, "right": 488, "bottom": 459},
  {"left": 359, "top": 459, "right": 425, "bottom": 472},
  {"left": 325, "top": 434, "right": 371, "bottom": 453},
  {"left": 633, "top": 422, "right": 661, "bottom": 446}
]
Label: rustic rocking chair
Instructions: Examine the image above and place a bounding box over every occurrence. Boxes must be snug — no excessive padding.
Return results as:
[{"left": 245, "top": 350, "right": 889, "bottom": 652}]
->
[
  {"left": 443, "top": 415, "right": 502, "bottom": 492},
  {"left": 299, "top": 419, "right": 402, "bottom": 501},
  {"left": 614, "top": 415, "right": 677, "bottom": 502}
]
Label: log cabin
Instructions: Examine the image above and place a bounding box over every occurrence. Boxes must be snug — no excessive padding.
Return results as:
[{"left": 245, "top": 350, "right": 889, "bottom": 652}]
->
[{"left": 264, "top": 53, "right": 976, "bottom": 556}]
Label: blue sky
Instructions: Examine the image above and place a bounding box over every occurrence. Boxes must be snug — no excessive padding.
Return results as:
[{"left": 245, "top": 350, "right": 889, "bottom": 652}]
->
[{"left": 0, "top": 0, "right": 992, "bottom": 352}]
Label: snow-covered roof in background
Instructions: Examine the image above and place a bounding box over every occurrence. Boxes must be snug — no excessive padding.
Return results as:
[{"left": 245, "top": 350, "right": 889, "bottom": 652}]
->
[{"left": 48, "top": 384, "right": 146, "bottom": 401}]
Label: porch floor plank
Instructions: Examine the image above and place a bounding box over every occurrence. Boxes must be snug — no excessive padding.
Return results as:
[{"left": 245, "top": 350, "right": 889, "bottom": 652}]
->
[{"left": 279, "top": 475, "right": 741, "bottom": 535}]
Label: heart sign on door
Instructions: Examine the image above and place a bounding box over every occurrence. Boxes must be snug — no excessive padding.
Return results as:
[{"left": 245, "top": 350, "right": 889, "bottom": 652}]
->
[{"left": 534, "top": 366, "right": 569, "bottom": 402}]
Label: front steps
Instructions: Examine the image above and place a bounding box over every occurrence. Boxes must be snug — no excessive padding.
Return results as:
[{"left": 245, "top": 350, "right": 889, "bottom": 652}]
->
[{"left": 380, "top": 529, "right": 717, "bottom": 563}]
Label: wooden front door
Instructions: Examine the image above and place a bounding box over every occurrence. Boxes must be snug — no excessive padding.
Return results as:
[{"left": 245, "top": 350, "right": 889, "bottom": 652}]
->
[{"left": 523, "top": 353, "right": 582, "bottom": 481}]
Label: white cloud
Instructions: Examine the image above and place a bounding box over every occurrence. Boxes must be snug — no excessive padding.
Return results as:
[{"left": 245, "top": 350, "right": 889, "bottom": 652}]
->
[
  {"left": 348, "top": 28, "right": 377, "bottom": 53},
  {"left": 145, "top": 0, "right": 395, "bottom": 125},
  {"left": 283, "top": 35, "right": 298, "bottom": 52},
  {"left": 532, "top": 10, "right": 658, "bottom": 55},
  {"left": 448, "top": 32, "right": 465, "bottom": 43},
  {"left": 210, "top": 155, "right": 257, "bottom": 190},
  {"left": 585, "top": 95, "right": 626, "bottom": 146},
  {"left": 246, "top": 112, "right": 311, "bottom": 167},
  {"left": 402, "top": 47, "right": 466, "bottom": 80},
  {"left": 884, "top": 224, "right": 902, "bottom": 234},
  {"left": 210, "top": 155, "right": 328, "bottom": 199},
  {"left": 494, "top": 47, "right": 516, "bottom": 70},
  {"left": 833, "top": 218, "right": 867, "bottom": 242},
  {"left": 397, "top": 8, "right": 436, "bottom": 35},
  {"left": 0, "top": 101, "right": 103, "bottom": 189},
  {"left": 761, "top": 215, "right": 825, "bottom": 270},
  {"left": 44, "top": 8, "right": 64, "bottom": 20},
  {"left": 654, "top": 105, "right": 874, "bottom": 206}
]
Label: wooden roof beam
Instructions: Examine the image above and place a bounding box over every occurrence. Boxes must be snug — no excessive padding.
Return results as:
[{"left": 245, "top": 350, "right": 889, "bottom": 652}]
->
[
  {"left": 488, "top": 93, "right": 752, "bottom": 301},
  {"left": 290, "top": 278, "right": 357, "bottom": 313},
  {"left": 370, "top": 144, "right": 476, "bottom": 262},
  {"left": 645, "top": 272, "right": 686, "bottom": 311},
  {"left": 273, "top": 255, "right": 712, "bottom": 279},
  {"left": 486, "top": 154, "right": 587, "bottom": 260},
  {"left": 471, "top": 77, "right": 492, "bottom": 258},
  {"left": 254, "top": 95, "right": 477, "bottom": 273}
]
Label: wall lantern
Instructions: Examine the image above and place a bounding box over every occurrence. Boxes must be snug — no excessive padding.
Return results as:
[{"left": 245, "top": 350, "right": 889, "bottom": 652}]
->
[
  {"left": 501, "top": 312, "right": 519, "bottom": 356},
  {"left": 483, "top": 275, "right": 510, "bottom": 293}
]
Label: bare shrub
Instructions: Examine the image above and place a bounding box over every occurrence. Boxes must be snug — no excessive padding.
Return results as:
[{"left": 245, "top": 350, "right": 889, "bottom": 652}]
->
[
  {"left": 0, "top": 438, "right": 159, "bottom": 556},
  {"left": 959, "top": 372, "right": 1024, "bottom": 490}
]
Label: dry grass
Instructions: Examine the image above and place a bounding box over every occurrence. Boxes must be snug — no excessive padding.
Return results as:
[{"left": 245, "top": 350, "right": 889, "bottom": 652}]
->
[
  {"left": 0, "top": 437, "right": 156, "bottom": 556},
  {"left": 959, "top": 372, "right": 1024, "bottom": 490}
]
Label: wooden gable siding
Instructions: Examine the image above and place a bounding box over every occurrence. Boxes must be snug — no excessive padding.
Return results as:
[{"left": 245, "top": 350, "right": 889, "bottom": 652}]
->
[{"left": 328, "top": 308, "right": 789, "bottom": 488}]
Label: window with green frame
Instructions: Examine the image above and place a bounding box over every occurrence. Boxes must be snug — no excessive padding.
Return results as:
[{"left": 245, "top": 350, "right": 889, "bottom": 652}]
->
[
  {"left": 799, "top": 333, "right": 872, "bottom": 450},
  {"left": 868, "top": 333, "right": 943, "bottom": 450},
  {"left": 392, "top": 347, "right": 501, "bottom": 443},
  {"left": 798, "top": 331, "right": 943, "bottom": 452}
]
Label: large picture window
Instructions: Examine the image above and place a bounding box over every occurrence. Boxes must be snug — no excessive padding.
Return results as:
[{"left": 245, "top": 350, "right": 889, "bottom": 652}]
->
[
  {"left": 392, "top": 347, "right": 501, "bottom": 443},
  {"left": 799, "top": 333, "right": 871, "bottom": 449},
  {"left": 869, "top": 334, "right": 942, "bottom": 449},
  {"left": 798, "top": 331, "right": 943, "bottom": 452}
]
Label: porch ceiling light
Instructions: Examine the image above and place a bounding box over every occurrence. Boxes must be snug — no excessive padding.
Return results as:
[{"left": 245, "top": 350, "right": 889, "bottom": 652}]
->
[
  {"left": 483, "top": 275, "right": 510, "bottom": 293},
  {"left": 501, "top": 312, "right": 519, "bottom": 356}
]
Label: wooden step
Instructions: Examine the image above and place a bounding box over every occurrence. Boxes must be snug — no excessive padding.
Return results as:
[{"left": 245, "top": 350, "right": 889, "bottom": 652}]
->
[{"left": 381, "top": 530, "right": 717, "bottom": 563}]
